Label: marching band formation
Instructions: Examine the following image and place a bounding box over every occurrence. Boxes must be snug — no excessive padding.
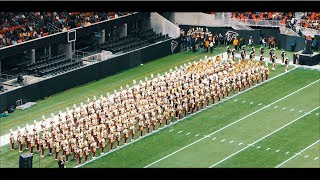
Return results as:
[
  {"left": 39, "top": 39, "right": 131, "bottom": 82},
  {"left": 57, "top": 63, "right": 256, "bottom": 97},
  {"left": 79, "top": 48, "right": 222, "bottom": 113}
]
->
[{"left": 10, "top": 51, "right": 271, "bottom": 166}]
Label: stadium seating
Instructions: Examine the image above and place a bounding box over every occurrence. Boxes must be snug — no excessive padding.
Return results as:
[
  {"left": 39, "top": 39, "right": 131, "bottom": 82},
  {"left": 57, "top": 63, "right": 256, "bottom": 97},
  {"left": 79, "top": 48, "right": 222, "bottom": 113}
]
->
[
  {"left": 99, "top": 29, "right": 169, "bottom": 54},
  {"left": 24, "top": 54, "right": 84, "bottom": 77}
]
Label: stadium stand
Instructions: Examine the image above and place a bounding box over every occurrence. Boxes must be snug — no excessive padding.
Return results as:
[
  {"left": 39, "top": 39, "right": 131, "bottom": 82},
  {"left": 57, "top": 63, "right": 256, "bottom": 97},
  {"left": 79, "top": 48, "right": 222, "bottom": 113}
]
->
[
  {"left": 24, "top": 54, "right": 84, "bottom": 77},
  {"left": 0, "top": 12, "right": 132, "bottom": 48},
  {"left": 100, "top": 29, "right": 169, "bottom": 54}
]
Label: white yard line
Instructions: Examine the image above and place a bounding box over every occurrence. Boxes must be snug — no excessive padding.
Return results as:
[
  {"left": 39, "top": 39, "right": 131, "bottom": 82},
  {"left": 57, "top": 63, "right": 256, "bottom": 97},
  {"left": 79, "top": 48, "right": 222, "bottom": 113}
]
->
[
  {"left": 276, "top": 150, "right": 280, "bottom": 152},
  {"left": 285, "top": 151, "right": 290, "bottom": 154},
  {"left": 275, "top": 140, "right": 320, "bottom": 168},
  {"left": 195, "top": 134, "right": 199, "bottom": 137},
  {"left": 186, "top": 132, "right": 190, "bottom": 136},
  {"left": 234, "top": 99, "right": 238, "bottom": 102},
  {"left": 316, "top": 113, "right": 319, "bottom": 116},
  {"left": 238, "top": 143, "right": 243, "bottom": 145},
  {"left": 169, "top": 129, "right": 174, "bottom": 132},
  {"left": 250, "top": 102, "right": 254, "bottom": 105},
  {"left": 144, "top": 78, "right": 319, "bottom": 168},
  {"left": 242, "top": 101, "right": 246, "bottom": 103},
  {"left": 274, "top": 106, "right": 278, "bottom": 109},
  {"left": 290, "top": 109, "right": 295, "bottom": 111},
  {"left": 304, "top": 155, "right": 309, "bottom": 158},
  {"left": 299, "top": 110, "right": 303, "bottom": 113},
  {"left": 258, "top": 103, "right": 262, "bottom": 106},
  {"left": 221, "top": 139, "right": 225, "bottom": 142},
  {"left": 212, "top": 138, "right": 216, "bottom": 141},
  {"left": 257, "top": 146, "right": 261, "bottom": 149},
  {"left": 266, "top": 148, "right": 271, "bottom": 151},
  {"left": 178, "top": 131, "right": 182, "bottom": 134},
  {"left": 209, "top": 107, "right": 320, "bottom": 168},
  {"left": 282, "top": 107, "right": 286, "bottom": 110},
  {"left": 314, "top": 157, "right": 319, "bottom": 160},
  {"left": 229, "top": 141, "right": 234, "bottom": 144}
]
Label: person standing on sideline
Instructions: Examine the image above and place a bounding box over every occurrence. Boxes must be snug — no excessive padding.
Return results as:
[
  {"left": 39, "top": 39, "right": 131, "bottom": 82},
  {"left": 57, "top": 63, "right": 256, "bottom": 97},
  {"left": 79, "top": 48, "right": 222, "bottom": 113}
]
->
[
  {"left": 290, "top": 39, "right": 296, "bottom": 51},
  {"left": 233, "top": 37, "right": 239, "bottom": 51},
  {"left": 209, "top": 40, "right": 214, "bottom": 53},
  {"left": 58, "top": 156, "right": 65, "bottom": 168}
]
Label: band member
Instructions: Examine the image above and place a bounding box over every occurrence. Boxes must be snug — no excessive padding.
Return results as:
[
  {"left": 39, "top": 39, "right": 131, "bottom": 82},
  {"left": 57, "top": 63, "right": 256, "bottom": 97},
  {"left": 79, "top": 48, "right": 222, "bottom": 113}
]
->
[
  {"left": 260, "top": 47, "right": 264, "bottom": 56},
  {"left": 240, "top": 50, "right": 245, "bottom": 60},
  {"left": 17, "top": 134, "right": 23, "bottom": 153},
  {"left": 227, "top": 46, "right": 231, "bottom": 59},
  {"left": 231, "top": 49, "right": 236, "bottom": 61},
  {"left": 9, "top": 132, "right": 14, "bottom": 150},
  {"left": 138, "top": 119, "right": 144, "bottom": 138},
  {"left": 284, "top": 58, "right": 289, "bottom": 72},
  {"left": 259, "top": 55, "right": 264, "bottom": 65},
  {"left": 115, "top": 131, "right": 121, "bottom": 147},
  {"left": 271, "top": 54, "right": 277, "bottom": 70},
  {"left": 48, "top": 137, "right": 54, "bottom": 154},
  {"left": 123, "top": 128, "right": 129, "bottom": 144},
  {"left": 83, "top": 146, "right": 90, "bottom": 162},
  {"left": 64, "top": 144, "right": 70, "bottom": 162},
  {"left": 54, "top": 140, "right": 60, "bottom": 160},
  {"left": 40, "top": 139, "right": 46, "bottom": 157},
  {"left": 91, "top": 141, "right": 97, "bottom": 158},
  {"left": 34, "top": 132, "right": 40, "bottom": 152},
  {"left": 108, "top": 132, "right": 114, "bottom": 150},
  {"left": 29, "top": 136, "right": 35, "bottom": 155},
  {"left": 145, "top": 118, "right": 151, "bottom": 133},
  {"left": 281, "top": 50, "right": 286, "bottom": 64},
  {"left": 77, "top": 147, "right": 83, "bottom": 165},
  {"left": 130, "top": 124, "right": 135, "bottom": 141},
  {"left": 249, "top": 51, "right": 254, "bottom": 60}
]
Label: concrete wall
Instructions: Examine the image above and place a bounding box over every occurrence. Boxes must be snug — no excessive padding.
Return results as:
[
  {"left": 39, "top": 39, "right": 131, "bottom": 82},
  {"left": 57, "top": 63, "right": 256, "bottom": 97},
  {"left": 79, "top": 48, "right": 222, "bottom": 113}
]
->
[
  {"left": 149, "top": 12, "right": 180, "bottom": 38},
  {"left": 171, "top": 12, "right": 225, "bottom": 27}
]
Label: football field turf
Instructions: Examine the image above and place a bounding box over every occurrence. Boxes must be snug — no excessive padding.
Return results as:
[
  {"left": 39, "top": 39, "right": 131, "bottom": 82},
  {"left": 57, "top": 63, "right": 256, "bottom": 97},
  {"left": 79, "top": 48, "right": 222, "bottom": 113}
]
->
[{"left": 0, "top": 47, "right": 319, "bottom": 168}]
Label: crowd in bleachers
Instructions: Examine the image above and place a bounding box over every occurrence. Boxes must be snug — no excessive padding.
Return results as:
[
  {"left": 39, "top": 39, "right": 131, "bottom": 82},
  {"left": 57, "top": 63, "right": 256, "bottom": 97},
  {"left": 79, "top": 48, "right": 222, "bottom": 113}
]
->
[
  {"left": 0, "top": 12, "right": 51, "bottom": 48},
  {"left": 9, "top": 52, "right": 269, "bottom": 165},
  {"left": 32, "top": 12, "right": 130, "bottom": 32},
  {"left": 299, "top": 12, "right": 320, "bottom": 30},
  {"left": 0, "top": 12, "right": 131, "bottom": 48}
]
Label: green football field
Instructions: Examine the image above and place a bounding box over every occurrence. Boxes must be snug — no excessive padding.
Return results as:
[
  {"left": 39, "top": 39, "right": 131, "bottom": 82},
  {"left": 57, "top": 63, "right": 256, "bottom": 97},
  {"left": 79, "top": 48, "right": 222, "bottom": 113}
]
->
[{"left": 0, "top": 46, "right": 319, "bottom": 168}]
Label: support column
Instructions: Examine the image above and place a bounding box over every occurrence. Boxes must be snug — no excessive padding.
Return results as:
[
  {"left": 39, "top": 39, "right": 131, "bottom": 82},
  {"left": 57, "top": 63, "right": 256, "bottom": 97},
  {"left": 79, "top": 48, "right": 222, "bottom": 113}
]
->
[
  {"left": 31, "top": 49, "right": 36, "bottom": 64},
  {"left": 65, "top": 43, "right": 72, "bottom": 60},
  {"left": 100, "top": 29, "right": 105, "bottom": 44}
]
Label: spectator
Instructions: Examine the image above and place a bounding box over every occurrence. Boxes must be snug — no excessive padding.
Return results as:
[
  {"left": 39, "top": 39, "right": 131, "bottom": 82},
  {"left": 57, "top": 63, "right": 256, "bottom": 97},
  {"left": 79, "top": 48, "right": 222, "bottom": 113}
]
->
[
  {"left": 233, "top": 37, "right": 239, "bottom": 51},
  {"left": 312, "top": 38, "right": 318, "bottom": 50},
  {"left": 248, "top": 36, "right": 254, "bottom": 47},
  {"left": 209, "top": 39, "right": 214, "bottom": 53},
  {"left": 262, "top": 37, "right": 267, "bottom": 47},
  {"left": 290, "top": 38, "right": 296, "bottom": 51}
]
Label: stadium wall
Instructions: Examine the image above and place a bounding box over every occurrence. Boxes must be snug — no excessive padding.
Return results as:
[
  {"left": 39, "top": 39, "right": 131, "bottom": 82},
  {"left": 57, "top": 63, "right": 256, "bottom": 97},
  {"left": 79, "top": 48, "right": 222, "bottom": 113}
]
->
[
  {"left": 278, "top": 33, "right": 305, "bottom": 51},
  {"left": 149, "top": 13, "right": 180, "bottom": 38},
  {"left": 0, "top": 38, "right": 181, "bottom": 112}
]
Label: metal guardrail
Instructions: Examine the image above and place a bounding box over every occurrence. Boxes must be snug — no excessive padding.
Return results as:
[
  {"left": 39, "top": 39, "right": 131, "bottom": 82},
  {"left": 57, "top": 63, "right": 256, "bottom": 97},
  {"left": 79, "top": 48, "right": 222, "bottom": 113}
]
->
[
  {"left": 232, "top": 18, "right": 282, "bottom": 28},
  {"left": 1, "top": 74, "right": 15, "bottom": 83}
]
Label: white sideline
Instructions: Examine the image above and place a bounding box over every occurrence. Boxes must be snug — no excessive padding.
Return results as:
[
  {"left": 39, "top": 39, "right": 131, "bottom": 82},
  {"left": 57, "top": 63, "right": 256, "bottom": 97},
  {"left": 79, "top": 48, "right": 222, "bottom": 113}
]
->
[
  {"left": 275, "top": 140, "right": 320, "bottom": 168},
  {"left": 209, "top": 106, "right": 320, "bottom": 168},
  {"left": 144, "top": 78, "right": 319, "bottom": 168}
]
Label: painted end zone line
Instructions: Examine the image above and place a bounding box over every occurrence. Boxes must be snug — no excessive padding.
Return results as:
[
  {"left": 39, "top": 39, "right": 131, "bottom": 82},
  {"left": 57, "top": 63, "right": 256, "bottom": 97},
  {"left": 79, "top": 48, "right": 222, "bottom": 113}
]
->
[
  {"left": 209, "top": 106, "right": 320, "bottom": 168},
  {"left": 144, "top": 77, "right": 318, "bottom": 168},
  {"left": 276, "top": 139, "right": 320, "bottom": 168}
]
